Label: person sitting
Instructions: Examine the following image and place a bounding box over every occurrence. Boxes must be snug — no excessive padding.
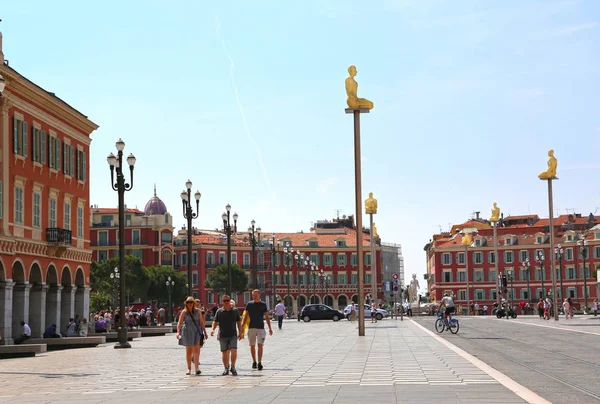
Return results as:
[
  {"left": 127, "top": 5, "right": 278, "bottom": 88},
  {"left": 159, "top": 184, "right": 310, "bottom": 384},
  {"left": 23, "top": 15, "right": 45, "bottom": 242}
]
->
[
  {"left": 66, "top": 318, "right": 78, "bottom": 337},
  {"left": 43, "top": 324, "right": 61, "bottom": 338},
  {"left": 95, "top": 316, "right": 107, "bottom": 333},
  {"left": 14, "top": 321, "right": 31, "bottom": 344}
]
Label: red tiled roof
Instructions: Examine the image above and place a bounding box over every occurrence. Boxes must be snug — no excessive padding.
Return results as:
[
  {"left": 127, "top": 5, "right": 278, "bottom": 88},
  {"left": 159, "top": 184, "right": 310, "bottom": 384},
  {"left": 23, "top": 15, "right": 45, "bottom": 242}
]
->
[{"left": 505, "top": 215, "right": 539, "bottom": 221}]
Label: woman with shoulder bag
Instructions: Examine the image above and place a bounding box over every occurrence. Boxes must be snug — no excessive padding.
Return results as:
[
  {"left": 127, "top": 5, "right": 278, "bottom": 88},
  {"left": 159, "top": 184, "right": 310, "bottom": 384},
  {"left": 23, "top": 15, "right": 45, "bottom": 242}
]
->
[{"left": 177, "top": 296, "right": 209, "bottom": 375}]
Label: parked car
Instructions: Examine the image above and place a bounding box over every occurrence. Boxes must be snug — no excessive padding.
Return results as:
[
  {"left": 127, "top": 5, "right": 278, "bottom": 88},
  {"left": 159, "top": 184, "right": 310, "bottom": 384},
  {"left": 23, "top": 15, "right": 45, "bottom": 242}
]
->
[
  {"left": 343, "top": 304, "right": 388, "bottom": 321},
  {"left": 300, "top": 304, "right": 343, "bottom": 322}
]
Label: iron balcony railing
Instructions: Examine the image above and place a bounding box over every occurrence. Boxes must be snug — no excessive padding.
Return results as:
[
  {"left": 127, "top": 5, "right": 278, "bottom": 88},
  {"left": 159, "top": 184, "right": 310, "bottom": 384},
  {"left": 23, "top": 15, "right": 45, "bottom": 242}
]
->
[{"left": 46, "top": 228, "right": 72, "bottom": 245}]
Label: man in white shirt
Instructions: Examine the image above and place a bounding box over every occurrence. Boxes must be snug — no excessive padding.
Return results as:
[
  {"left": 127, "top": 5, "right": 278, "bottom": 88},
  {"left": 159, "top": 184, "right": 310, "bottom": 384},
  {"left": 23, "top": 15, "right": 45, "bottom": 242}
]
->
[
  {"left": 14, "top": 321, "right": 31, "bottom": 344},
  {"left": 474, "top": 302, "right": 480, "bottom": 315},
  {"left": 274, "top": 300, "right": 286, "bottom": 330},
  {"left": 439, "top": 292, "right": 455, "bottom": 325}
]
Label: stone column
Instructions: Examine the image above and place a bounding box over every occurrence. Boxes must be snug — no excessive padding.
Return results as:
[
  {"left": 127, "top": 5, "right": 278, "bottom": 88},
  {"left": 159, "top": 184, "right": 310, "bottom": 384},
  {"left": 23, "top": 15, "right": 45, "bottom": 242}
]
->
[
  {"left": 29, "top": 284, "right": 48, "bottom": 338},
  {"left": 12, "top": 283, "right": 32, "bottom": 340},
  {"left": 60, "top": 286, "right": 76, "bottom": 334},
  {"left": 45, "top": 285, "right": 63, "bottom": 331},
  {"left": 0, "top": 281, "right": 15, "bottom": 345},
  {"left": 74, "top": 286, "right": 91, "bottom": 321}
]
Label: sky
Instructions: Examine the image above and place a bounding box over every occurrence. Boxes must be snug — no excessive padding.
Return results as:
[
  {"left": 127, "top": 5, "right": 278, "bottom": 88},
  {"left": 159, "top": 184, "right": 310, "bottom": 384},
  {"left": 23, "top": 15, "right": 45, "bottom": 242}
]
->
[{"left": 2, "top": 0, "right": 600, "bottom": 290}]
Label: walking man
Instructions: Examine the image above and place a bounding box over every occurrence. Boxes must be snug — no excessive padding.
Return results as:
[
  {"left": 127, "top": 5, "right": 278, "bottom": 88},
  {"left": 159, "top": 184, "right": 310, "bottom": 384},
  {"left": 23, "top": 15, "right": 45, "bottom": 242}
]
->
[
  {"left": 211, "top": 295, "right": 242, "bottom": 376},
  {"left": 241, "top": 289, "right": 273, "bottom": 370},
  {"left": 274, "top": 299, "right": 285, "bottom": 330}
]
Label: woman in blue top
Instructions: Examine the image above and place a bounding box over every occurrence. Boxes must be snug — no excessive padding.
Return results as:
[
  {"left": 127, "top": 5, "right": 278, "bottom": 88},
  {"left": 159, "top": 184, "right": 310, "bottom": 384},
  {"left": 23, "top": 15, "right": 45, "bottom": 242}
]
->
[{"left": 176, "top": 296, "right": 208, "bottom": 375}]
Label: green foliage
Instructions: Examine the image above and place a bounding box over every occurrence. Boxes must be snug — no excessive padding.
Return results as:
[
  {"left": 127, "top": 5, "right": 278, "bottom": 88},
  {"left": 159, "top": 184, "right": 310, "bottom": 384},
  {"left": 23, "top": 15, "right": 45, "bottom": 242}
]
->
[
  {"left": 90, "top": 256, "right": 150, "bottom": 303},
  {"left": 205, "top": 263, "right": 248, "bottom": 294},
  {"left": 146, "top": 265, "right": 188, "bottom": 305},
  {"left": 90, "top": 291, "right": 112, "bottom": 313}
]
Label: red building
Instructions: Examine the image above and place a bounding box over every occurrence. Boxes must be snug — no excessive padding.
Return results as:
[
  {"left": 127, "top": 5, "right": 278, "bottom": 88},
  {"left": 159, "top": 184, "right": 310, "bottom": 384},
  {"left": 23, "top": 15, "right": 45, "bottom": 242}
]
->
[
  {"left": 425, "top": 212, "right": 600, "bottom": 312},
  {"left": 0, "top": 34, "right": 99, "bottom": 342},
  {"left": 89, "top": 186, "right": 174, "bottom": 266}
]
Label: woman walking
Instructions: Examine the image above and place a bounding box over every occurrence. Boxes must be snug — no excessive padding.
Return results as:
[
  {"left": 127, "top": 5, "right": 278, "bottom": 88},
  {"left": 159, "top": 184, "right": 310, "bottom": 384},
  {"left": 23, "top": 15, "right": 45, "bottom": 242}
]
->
[
  {"left": 176, "top": 297, "right": 208, "bottom": 375},
  {"left": 563, "top": 298, "right": 571, "bottom": 319}
]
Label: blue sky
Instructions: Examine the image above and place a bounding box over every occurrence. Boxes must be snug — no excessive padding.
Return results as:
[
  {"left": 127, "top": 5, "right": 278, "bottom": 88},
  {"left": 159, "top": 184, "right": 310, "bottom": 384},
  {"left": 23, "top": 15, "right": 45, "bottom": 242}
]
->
[{"left": 2, "top": 0, "right": 600, "bottom": 288}]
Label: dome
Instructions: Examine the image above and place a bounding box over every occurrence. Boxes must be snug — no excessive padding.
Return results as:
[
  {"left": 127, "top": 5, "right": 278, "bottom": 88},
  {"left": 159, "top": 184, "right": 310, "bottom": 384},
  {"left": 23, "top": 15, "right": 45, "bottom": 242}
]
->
[{"left": 144, "top": 185, "right": 168, "bottom": 216}]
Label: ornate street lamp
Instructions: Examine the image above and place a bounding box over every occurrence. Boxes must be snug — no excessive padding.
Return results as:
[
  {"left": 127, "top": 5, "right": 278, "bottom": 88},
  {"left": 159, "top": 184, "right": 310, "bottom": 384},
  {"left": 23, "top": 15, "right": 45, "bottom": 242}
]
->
[
  {"left": 577, "top": 238, "right": 589, "bottom": 312},
  {"left": 181, "top": 180, "right": 201, "bottom": 296},
  {"left": 522, "top": 258, "right": 531, "bottom": 303},
  {"left": 109, "top": 267, "right": 120, "bottom": 309},
  {"left": 222, "top": 204, "right": 238, "bottom": 296},
  {"left": 283, "top": 242, "right": 294, "bottom": 318},
  {"left": 107, "top": 138, "right": 136, "bottom": 349},
  {"left": 248, "top": 220, "right": 261, "bottom": 290},
  {"left": 536, "top": 250, "right": 545, "bottom": 299},
  {"left": 166, "top": 276, "right": 175, "bottom": 323},
  {"left": 555, "top": 244, "right": 564, "bottom": 302},
  {"left": 269, "top": 235, "right": 279, "bottom": 309}
]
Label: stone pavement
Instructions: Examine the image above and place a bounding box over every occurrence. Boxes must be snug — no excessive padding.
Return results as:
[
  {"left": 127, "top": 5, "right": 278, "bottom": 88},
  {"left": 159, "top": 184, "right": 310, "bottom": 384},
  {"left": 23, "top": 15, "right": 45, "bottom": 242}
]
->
[{"left": 0, "top": 318, "right": 529, "bottom": 403}]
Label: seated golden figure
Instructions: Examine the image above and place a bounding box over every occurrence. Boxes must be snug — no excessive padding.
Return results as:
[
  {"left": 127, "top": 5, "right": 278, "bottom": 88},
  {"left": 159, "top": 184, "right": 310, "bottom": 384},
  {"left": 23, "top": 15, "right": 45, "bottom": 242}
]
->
[
  {"left": 346, "top": 65, "right": 374, "bottom": 110},
  {"left": 538, "top": 149, "right": 557, "bottom": 179},
  {"left": 372, "top": 223, "right": 379, "bottom": 238},
  {"left": 490, "top": 202, "right": 501, "bottom": 223},
  {"left": 461, "top": 232, "right": 472, "bottom": 247},
  {"left": 365, "top": 192, "right": 378, "bottom": 214}
]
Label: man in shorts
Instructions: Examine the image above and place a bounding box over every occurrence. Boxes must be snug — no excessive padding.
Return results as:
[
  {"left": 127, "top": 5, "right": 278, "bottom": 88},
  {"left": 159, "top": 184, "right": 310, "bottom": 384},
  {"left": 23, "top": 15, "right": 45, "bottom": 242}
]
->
[
  {"left": 440, "top": 291, "right": 455, "bottom": 325},
  {"left": 241, "top": 289, "right": 273, "bottom": 370},
  {"left": 211, "top": 295, "right": 242, "bottom": 376}
]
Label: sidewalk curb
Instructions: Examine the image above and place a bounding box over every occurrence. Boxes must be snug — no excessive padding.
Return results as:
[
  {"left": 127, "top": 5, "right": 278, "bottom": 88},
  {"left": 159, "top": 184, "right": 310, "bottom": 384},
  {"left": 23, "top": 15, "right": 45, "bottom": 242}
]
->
[{"left": 409, "top": 319, "right": 551, "bottom": 404}]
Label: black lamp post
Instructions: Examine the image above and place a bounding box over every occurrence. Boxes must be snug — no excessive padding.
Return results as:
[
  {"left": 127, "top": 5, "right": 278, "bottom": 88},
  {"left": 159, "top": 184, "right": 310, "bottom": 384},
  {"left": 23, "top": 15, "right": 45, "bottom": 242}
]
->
[
  {"left": 283, "top": 242, "right": 294, "bottom": 318},
  {"left": 180, "top": 180, "right": 201, "bottom": 297},
  {"left": 507, "top": 271, "right": 514, "bottom": 308},
  {"left": 577, "top": 238, "right": 589, "bottom": 312},
  {"left": 324, "top": 274, "right": 330, "bottom": 306},
  {"left": 109, "top": 267, "right": 120, "bottom": 310},
  {"left": 555, "top": 244, "right": 564, "bottom": 302},
  {"left": 295, "top": 252, "right": 307, "bottom": 303},
  {"left": 522, "top": 258, "right": 531, "bottom": 303},
  {"left": 222, "top": 204, "right": 238, "bottom": 296},
  {"left": 536, "top": 250, "right": 545, "bottom": 299},
  {"left": 248, "top": 220, "right": 261, "bottom": 290},
  {"left": 107, "top": 138, "right": 136, "bottom": 349},
  {"left": 166, "top": 276, "right": 174, "bottom": 323},
  {"left": 269, "top": 235, "right": 278, "bottom": 309}
]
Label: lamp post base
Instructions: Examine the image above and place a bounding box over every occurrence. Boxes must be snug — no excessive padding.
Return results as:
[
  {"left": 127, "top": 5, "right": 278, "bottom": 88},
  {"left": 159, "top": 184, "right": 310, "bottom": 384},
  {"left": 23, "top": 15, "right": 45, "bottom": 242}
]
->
[{"left": 114, "top": 328, "right": 131, "bottom": 349}]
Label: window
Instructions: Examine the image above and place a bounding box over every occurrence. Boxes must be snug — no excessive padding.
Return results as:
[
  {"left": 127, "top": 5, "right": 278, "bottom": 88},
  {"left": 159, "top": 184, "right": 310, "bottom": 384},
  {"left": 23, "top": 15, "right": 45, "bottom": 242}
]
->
[
  {"left": 442, "top": 253, "right": 452, "bottom": 265},
  {"left": 309, "top": 241, "right": 318, "bottom": 248},
  {"left": 336, "top": 240, "right": 346, "bottom": 247},
  {"left": 474, "top": 270, "right": 484, "bottom": 282},
  {"left": 505, "top": 238, "right": 512, "bottom": 246},
  {"left": 504, "top": 251, "right": 514, "bottom": 263},
  {"left": 336, "top": 253, "right": 347, "bottom": 266},
  {"left": 14, "top": 187, "right": 24, "bottom": 225},
  {"left": 181, "top": 253, "right": 188, "bottom": 266},
  {"left": 244, "top": 292, "right": 250, "bottom": 303},
  {"left": 457, "top": 271, "right": 466, "bottom": 282},
  {"left": 475, "top": 290, "right": 485, "bottom": 300},
  {"left": 193, "top": 252, "right": 198, "bottom": 265},
  {"left": 473, "top": 252, "right": 483, "bottom": 264},
  {"left": 49, "top": 198, "right": 56, "bottom": 228},
  {"left": 192, "top": 273, "right": 198, "bottom": 286},
  {"left": 350, "top": 254, "right": 357, "bottom": 266},
  {"left": 98, "top": 231, "right": 108, "bottom": 246},
  {"left": 364, "top": 254, "right": 371, "bottom": 265},
  {"left": 520, "top": 288, "right": 530, "bottom": 300},
  {"left": 207, "top": 293, "right": 214, "bottom": 304},
  {"left": 64, "top": 202, "right": 71, "bottom": 230},
  {"left": 12, "top": 117, "right": 28, "bottom": 157},
  {"left": 48, "top": 134, "right": 61, "bottom": 170},
  {"left": 32, "top": 128, "right": 47, "bottom": 164},
  {"left": 580, "top": 266, "right": 590, "bottom": 278},
  {"left": 206, "top": 252, "right": 215, "bottom": 266},
  {"left": 458, "top": 290, "right": 466, "bottom": 300},
  {"left": 243, "top": 253, "right": 250, "bottom": 266},
  {"left": 132, "top": 229, "right": 140, "bottom": 244},
  {"left": 490, "top": 289, "right": 497, "bottom": 300},
  {"left": 567, "top": 287, "right": 577, "bottom": 298},
  {"left": 351, "top": 274, "right": 358, "bottom": 284},
  {"left": 474, "top": 239, "right": 481, "bottom": 247},
  {"left": 519, "top": 268, "right": 529, "bottom": 281},
  {"left": 63, "top": 143, "right": 75, "bottom": 176},
  {"left": 365, "top": 273, "right": 372, "bottom": 284},
  {"left": 567, "top": 234, "right": 573, "bottom": 241},
  {"left": 443, "top": 272, "right": 452, "bottom": 283},
  {"left": 337, "top": 273, "right": 347, "bottom": 284},
  {"left": 488, "top": 270, "right": 497, "bottom": 282},
  {"left": 298, "top": 274, "right": 306, "bottom": 285},
  {"left": 536, "top": 236, "right": 543, "bottom": 244},
  {"left": 519, "top": 250, "right": 529, "bottom": 262},
  {"left": 33, "top": 193, "right": 41, "bottom": 228},
  {"left": 565, "top": 248, "right": 573, "bottom": 260},
  {"left": 100, "top": 215, "right": 113, "bottom": 226},
  {"left": 488, "top": 251, "right": 496, "bottom": 264},
  {"left": 275, "top": 253, "right": 281, "bottom": 266},
  {"left": 567, "top": 267, "right": 576, "bottom": 279},
  {"left": 76, "top": 149, "right": 87, "bottom": 181},
  {"left": 457, "top": 252, "right": 465, "bottom": 264},
  {"left": 309, "top": 253, "right": 320, "bottom": 265},
  {"left": 594, "top": 247, "right": 600, "bottom": 259},
  {"left": 77, "top": 206, "right": 83, "bottom": 237},
  {"left": 131, "top": 249, "right": 143, "bottom": 260},
  {"left": 219, "top": 252, "right": 225, "bottom": 265},
  {"left": 98, "top": 250, "right": 108, "bottom": 263},
  {"left": 535, "top": 267, "right": 545, "bottom": 281},
  {"left": 324, "top": 254, "right": 333, "bottom": 266}
]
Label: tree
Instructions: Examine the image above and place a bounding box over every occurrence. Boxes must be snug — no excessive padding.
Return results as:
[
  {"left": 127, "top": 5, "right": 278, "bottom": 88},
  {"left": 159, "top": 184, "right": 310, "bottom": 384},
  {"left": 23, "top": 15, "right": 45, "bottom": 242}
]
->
[
  {"left": 146, "top": 265, "right": 188, "bottom": 305},
  {"left": 205, "top": 263, "right": 248, "bottom": 294},
  {"left": 90, "top": 291, "right": 112, "bottom": 313},
  {"left": 90, "top": 256, "right": 150, "bottom": 303}
]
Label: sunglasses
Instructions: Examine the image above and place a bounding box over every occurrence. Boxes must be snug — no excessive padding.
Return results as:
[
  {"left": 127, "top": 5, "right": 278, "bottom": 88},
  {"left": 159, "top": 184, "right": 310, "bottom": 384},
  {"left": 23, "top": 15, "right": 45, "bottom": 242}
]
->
[
  {"left": 185, "top": 302, "right": 194, "bottom": 305},
  {"left": 222, "top": 299, "right": 231, "bottom": 302}
]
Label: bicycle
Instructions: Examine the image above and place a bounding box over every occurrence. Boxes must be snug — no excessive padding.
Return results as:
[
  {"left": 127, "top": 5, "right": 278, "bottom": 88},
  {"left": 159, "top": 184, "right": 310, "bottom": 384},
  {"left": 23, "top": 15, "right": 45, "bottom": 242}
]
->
[{"left": 435, "top": 310, "right": 459, "bottom": 334}]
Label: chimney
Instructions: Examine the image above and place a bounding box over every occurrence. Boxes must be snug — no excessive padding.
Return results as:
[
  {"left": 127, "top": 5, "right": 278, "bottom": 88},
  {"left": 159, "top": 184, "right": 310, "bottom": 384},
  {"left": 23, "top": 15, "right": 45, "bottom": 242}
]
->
[{"left": 475, "top": 211, "right": 480, "bottom": 220}]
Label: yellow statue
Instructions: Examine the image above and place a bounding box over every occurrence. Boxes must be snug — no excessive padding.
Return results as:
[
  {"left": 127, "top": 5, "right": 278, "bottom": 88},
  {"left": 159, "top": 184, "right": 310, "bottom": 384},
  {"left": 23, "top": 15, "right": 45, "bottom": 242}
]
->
[
  {"left": 461, "top": 232, "right": 472, "bottom": 247},
  {"left": 346, "top": 65, "right": 374, "bottom": 110},
  {"left": 372, "top": 223, "right": 379, "bottom": 238},
  {"left": 365, "top": 192, "right": 378, "bottom": 214},
  {"left": 490, "top": 202, "right": 501, "bottom": 223},
  {"left": 538, "top": 149, "right": 557, "bottom": 179}
]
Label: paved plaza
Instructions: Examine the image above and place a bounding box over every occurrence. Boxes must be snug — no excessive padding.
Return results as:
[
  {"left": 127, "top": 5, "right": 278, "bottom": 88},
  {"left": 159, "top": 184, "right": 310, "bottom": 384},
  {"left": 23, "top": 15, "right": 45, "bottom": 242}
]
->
[{"left": 0, "top": 318, "right": 533, "bottom": 403}]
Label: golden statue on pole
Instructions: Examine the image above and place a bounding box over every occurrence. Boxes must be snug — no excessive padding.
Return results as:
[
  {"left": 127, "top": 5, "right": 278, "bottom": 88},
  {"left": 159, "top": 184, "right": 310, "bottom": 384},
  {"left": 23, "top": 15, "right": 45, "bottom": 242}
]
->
[
  {"left": 372, "top": 223, "right": 379, "bottom": 238},
  {"left": 346, "top": 65, "right": 374, "bottom": 110},
  {"left": 365, "top": 192, "right": 378, "bottom": 214},
  {"left": 538, "top": 149, "right": 558, "bottom": 179},
  {"left": 490, "top": 202, "right": 501, "bottom": 223},
  {"left": 461, "top": 232, "right": 472, "bottom": 246}
]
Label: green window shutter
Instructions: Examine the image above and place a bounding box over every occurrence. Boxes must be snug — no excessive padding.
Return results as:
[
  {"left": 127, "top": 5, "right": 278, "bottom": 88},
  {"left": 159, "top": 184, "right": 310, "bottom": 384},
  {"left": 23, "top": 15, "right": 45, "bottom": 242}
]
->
[
  {"left": 70, "top": 146, "right": 74, "bottom": 176},
  {"left": 63, "top": 143, "right": 67, "bottom": 173},
  {"left": 13, "top": 117, "right": 18, "bottom": 153},
  {"left": 22, "top": 121, "right": 28, "bottom": 157},
  {"left": 48, "top": 136, "right": 54, "bottom": 168},
  {"left": 82, "top": 151, "right": 86, "bottom": 181},
  {"left": 56, "top": 138, "right": 61, "bottom": 171},
  {"left": 40, "top": 130, "right": 46, "bottom": 164},
  {"left": 32, "top": 129, "right": 38, "bottom": 161},
  {"left": 76, "top": 150, "right": 81, "bottom": 179}
]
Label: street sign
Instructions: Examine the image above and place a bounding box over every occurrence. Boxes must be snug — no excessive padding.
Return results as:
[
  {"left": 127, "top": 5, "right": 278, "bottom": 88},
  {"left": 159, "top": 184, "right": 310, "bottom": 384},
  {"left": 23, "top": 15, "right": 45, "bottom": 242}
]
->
[
  {"left": 393, "top": 274, "right": 399, "bottom": 280},
  {"left": 384, "top": 281, "right": 390, "bottom": 292},
  {"left": 393, "top": 279, "right": 399, "bottom": 286},
  {"left": 393, "top": 285, "right": 398, "bottom": 292}
]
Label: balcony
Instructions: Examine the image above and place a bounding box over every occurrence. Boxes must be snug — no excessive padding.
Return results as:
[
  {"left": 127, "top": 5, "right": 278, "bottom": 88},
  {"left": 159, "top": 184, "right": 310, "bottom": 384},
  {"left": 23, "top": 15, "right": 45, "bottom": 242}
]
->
[{"left": 46, "top": 228, "right": 72, "bottom": 258}]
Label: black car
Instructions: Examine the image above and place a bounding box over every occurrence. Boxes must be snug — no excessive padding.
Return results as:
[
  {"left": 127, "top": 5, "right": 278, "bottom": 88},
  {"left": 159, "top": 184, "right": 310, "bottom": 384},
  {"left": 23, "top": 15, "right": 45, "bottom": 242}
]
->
[{"left": 300, "top": 304, "right": 343, "bottom": 322}]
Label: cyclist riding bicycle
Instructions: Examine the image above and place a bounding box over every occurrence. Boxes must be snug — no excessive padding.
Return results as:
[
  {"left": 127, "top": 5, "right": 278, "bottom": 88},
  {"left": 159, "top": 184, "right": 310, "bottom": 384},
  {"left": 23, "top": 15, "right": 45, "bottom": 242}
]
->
[{"left": 439, "top": 291, "right": 455, "bottom": 325}]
